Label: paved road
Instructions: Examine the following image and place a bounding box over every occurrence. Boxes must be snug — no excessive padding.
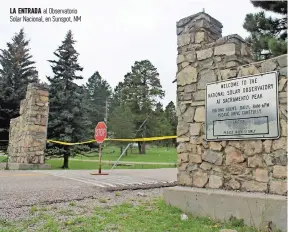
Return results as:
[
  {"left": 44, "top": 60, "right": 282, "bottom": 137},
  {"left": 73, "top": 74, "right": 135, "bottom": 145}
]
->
[
  {"left": 0, "top": 168, "right": 177, "bottom": 208},
  {"left": 32, "top": 168, "right": 177, "bottom": 188},
  {"left": 0, "top": 168, "right": 177, "bottom": 221}
]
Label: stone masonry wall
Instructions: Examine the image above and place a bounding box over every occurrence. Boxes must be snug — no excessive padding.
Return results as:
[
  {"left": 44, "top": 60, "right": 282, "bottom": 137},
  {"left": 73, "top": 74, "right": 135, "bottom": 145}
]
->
[
  {"left": 176, "top": 12, "right": 287, "bottom": 195},
  {"left": 8, "top": 83, "right": 49, "bottom": 165}
]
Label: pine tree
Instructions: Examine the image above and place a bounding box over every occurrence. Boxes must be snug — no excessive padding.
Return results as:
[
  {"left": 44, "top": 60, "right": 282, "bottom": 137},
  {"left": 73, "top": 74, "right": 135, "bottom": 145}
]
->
[
  {"left": 165, "top": 101, "right": 177, "bottom": 134},
  {"left": 121, "top": 60, "right": 165, "bottom": 154},
  {"left": 243, "top": 1, "right": 287, "bottom": 60},
  {"left": 85, "top": 71, "right": 112, "bottom": 130},
  {"left": 0, "top": 28, "right": 38, "bottom": 149},
  {"left": 165, "top": 101, "right": 177, "bottom": 146},
  {"left": 46, "top": 30, "right": 91, "bottom": 168},
  {"left": 109, "top": 103, "right": 135, "bottom": 154}
]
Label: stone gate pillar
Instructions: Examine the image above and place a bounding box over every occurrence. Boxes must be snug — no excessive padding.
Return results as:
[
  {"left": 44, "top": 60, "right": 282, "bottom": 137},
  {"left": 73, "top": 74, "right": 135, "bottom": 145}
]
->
[
  {"left": 7, "top": 83, "right": 51, "bottom": 170},
  {"left": 165, "top": 11, "right": 287, "bottom": 232}
]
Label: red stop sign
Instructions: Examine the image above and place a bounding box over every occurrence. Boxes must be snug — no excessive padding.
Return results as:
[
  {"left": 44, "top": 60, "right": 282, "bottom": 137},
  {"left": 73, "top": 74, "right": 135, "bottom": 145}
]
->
[{"left": 94, "top": 122, "right": 107, "bottom": 143}]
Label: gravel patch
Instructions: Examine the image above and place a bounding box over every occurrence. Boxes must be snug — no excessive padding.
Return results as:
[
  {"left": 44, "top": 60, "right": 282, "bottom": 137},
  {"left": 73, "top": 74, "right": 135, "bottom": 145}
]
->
[{"left": 0, "top": 188, "right": 164, "bottom": 222}]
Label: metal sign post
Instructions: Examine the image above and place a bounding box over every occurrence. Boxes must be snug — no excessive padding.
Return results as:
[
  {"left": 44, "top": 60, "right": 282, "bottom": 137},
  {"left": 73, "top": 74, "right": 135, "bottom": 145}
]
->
[{"left": 91, "top": 121, "right": 108, "bottom": 175}]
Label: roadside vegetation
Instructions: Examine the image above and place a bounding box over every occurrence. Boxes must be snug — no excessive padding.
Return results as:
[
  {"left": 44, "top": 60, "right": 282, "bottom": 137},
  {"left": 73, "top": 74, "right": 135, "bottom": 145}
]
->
[{"left": 0, "top": 199, "right": 258, "bottom": 232}]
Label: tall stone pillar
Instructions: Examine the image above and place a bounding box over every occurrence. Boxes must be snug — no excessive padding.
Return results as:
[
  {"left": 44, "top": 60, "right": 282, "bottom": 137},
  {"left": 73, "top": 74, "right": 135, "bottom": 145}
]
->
[
  {"left": 176, "top": 12, "right": 254, "bottom": 186},
  {"left": 7, "top": 83, "right": 51, "bottom": 170}
]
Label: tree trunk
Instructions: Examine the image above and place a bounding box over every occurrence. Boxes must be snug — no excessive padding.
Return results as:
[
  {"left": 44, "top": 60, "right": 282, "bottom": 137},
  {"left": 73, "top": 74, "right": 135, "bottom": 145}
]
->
[
  {"left": 120, "top": 146, "right": 123, "bottom": 155},
  {"left": 141, "top": 142, "right": 146, "bottom": 154},
  {"left": 137, "top": 142, "right": 142, "bottom": 154},
  {"left": 62, "top": 153, "right": 69, "bottom": 169}
]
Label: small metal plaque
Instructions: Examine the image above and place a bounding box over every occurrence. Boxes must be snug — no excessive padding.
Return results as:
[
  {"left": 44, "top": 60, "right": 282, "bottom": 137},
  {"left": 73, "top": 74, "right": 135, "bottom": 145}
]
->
[{"left": 206, "top": 71, "right": 279, "bottom": 141}]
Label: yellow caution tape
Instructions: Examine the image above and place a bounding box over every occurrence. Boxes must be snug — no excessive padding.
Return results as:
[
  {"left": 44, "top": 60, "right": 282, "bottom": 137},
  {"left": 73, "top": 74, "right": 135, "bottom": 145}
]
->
[
  {"left": 47, "top": 136, "right": 177, "bottom": 146},
  {"left": 107, "top": 136, "right": 177, "bottom": 142}
]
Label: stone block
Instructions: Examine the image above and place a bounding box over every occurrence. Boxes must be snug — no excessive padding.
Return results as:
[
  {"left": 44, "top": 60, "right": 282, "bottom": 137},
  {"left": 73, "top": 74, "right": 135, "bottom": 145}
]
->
[
  {"left": 177, "top": 121, "right": 189, "bottom": 136},
  {"left": 261, "top": 59, "right": 277, "bottom": 72},
  {"left": 190, "top": 123, "right": 201, "bottom": 136},
  {"left": 179, "top": 153, "right": 189, "bottom": 163},
  {"left": 200, "top": 162, "right": 212, "bottom": 170},
  {"left": 8, "top": 163, "right": 51, "bottom": 170},
  {"left": 263, "top": 140, "right": 272, "bottom": 153},
  {"left": 196, "top": 48, "right": 213, "bottom": 60},
  {"left": 272, "top": 137, "right": 286, "bottom": 151},
  {"left": 193, "top": 171, "right": 208, "bottom": 187},
  {"left": 214, "top": 43, "right": 236, "bottom": 56},
  {"left": 273, "top": 165, "right": 287, "bottom": 179},
  {"left": 195, "top": 31, "right": 205, "bottom": 43},
  {"left": 279, "top": 67, "right": 287, "bottom": 76},
  {"left": 182, "top": 62, "right": 189, "bottom": 68},
  {"left": 270, "top": 180, "right": 287, "bottom": 195},
  {"left": 208, "top": 175, "right": 223, "bottom": 188},
  {"left": 225, "top": 163, "right": 246, "bottom": 175},
  {"left": 178, "top": 163, "right": 188, "bottom": 171},
  {"left": 241, "top": 180, "right": 267, "bottom": 192},
  {"left": 177, "top": 66, "right": 198, "bottom": 86},
  {"left": 280, "top": 120, "right": 287, "bottom": 136},
  {"left": 197, "top": 69, "right": 217, "bottom": 89},
  {"left": 177, "top": 55, "right": 185, "bottom": 64},
  {"left": 209, "top": 142, "right": 222, "bottom": 151},
  {"left": 225, "top": 146, "right": 245, "bottom": 165},
  {"left": 37, "top": 90, "right": 49, "bottom": 97},
  {"left": 277, "top": 54, "right": 287, "bottom": 67},
  {"left": 182, "top": 106, "right": 195, "bottom": 123},
  {"left": 225, "top": 179, "right": 240, "bottom": 190},
  {"left": 243, "top": 140, "right": 262, "bottom": 156},
  {"left": 177, "top": 171, "right": 193, "bottom": 186},
  {"left": 220, "top": 69, "right": 237, "bottom": 80},
  {"left": 202, "top": 150, "right": 223, "bottom": 165},
  {"left": 192, "top": 90, "right": 205, "bottom": 101},
  {"left": 183, "top": 93, "right": 192, "bottom": 100},
  {"left": 191, "top": 101, "right": 205, "bottom": 106},
  {"left": 238, "top": 65, "right": 260, "bottom": 76},
  {"left": 187, "top": 163, "right": 198, "bottom": 172},
  {"left": 225, "top": 61, "right": 240, "bottom": 68},
  {"left": 184, "top": 84, "right": 197, "bottom": 93},
  {"left": 248, "top": 155, "right": 264, "bottom": 168},
  {"left": 177, "top": 33, "right": 191, "bottom": 47},
  {"left": 177, "top": 143, "right": 188, "bottom": 153},
  {"left": 278, "top": 78, "right": 287, "bottom": 91},
  {"left": 194, "top": 107, "right": 205, "bottom": 122},
  {"left": 186, "top": 53, "right": 196, "bottom": 63},
  {"left": 39, "top": 96, "right": 48, "bottom": 102},
  {"left": 198, "top": 59, "right": 213, "bottom": 69},
  {"left": 254, "top": 169, "right": 269, "bottom": 183},
  {"left": 189, "top": 154, "right": 202, "bottom": 164}
]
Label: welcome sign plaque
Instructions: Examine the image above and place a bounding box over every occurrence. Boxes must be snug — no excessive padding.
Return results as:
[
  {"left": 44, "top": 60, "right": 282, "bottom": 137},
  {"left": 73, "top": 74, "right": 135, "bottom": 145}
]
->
[{"left": 205, "top": 71, "right": 279, "bottom": 141}]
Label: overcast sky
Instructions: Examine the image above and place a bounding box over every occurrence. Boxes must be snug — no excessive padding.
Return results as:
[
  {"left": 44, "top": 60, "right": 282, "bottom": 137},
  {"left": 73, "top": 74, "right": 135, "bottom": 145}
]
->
[{"left": 1, "top": 0, "right": 266, "bottom": 107}]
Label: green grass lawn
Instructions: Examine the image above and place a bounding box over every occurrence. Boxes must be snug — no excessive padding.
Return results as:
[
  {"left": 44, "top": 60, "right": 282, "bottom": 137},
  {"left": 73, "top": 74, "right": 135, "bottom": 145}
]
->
[
  {"left": 46, "top": 159, "right": 175, "bottom": 170},
  {"left": 0, "top": 155, "right": 7, "bottom": 162},
  {"left": 0, "top": 199, "right": 257, "bottom": 232},
  {"left": 75, "top": 145, "right": 177, "bottom": 163}
]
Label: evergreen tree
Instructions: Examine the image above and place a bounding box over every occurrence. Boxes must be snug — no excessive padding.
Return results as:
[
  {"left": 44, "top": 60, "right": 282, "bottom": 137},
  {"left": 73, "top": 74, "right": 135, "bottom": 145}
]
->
[
  {"left": 165, "top": 101, "right": 177, "bottom": 146},
  {"left": 109, "top": 103, "right": 135, "bottom": 154},
  {"left": 243, "top": 1, "right": 287, "bottom": 60},
  {"left": 110, "top": 81, "right": 125, "bottom": 110},
  {"left": 46, "top": 30, "right": 91, "bottom": 169},
  {"left": 149, "top": 102, "right": 173, "bottom": 147},
  {"left": 121, "top": 60, "right": 165, "bottom": 154},
  {"left": 85, "top": 71, "right": 112, "bottom": 131},
  {"left": 0, "top": 28, "right": 38, "bottom": 149}
]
